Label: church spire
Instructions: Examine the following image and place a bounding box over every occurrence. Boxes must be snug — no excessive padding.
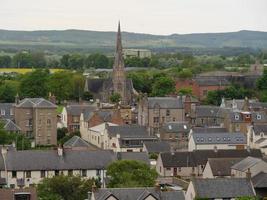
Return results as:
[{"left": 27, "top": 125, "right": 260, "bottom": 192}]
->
[
  {"left": 113, "top": 21, "right": 124, "bottom": 69},
  {"left": 112, "top": 22, "right": 127, "bottom": 104}
]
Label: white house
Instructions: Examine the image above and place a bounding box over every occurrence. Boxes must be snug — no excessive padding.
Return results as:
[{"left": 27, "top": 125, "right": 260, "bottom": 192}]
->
[
  {"left": 247, "top": 124, "right": 267, "bottom": 155},
  {"left": 0, "top": 147, "right": 116, "bottom": 188},
  {"left": 82, "top": 123, "right": 157, "bottom": 152},
  {"left": 188, "top": 132, "right": 247, "bottom": 151}
]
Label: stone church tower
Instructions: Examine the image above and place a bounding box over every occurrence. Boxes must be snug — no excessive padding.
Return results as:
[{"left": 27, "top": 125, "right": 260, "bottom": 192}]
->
[{"left": 112, "top": 22, "right": 127, "bottom": 104}]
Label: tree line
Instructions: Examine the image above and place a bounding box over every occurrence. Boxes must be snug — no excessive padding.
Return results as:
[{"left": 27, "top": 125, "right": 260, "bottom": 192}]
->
[{"left": 0, "top": 69, "right": 90, "bottom": 104}]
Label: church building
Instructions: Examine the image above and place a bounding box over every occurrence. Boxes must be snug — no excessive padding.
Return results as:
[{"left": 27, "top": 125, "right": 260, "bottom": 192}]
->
[{"left": 84, "top": 23, "right": 135, "bottom": 105}]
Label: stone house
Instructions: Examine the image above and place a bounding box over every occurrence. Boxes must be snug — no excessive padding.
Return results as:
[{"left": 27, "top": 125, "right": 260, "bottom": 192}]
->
[
  {"left": 138, "top": 96, "right": 186, "bottom": 135},
  {"left": 13, "top": 98, "right": 57, "bottom": 146},
  {"left": 159, "top": 122, "right": 190, "bottom": 150}
]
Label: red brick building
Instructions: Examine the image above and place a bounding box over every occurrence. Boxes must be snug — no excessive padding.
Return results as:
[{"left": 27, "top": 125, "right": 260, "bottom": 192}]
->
[{"left": 176, "top": 77, "right": 230, "bottom": 100}]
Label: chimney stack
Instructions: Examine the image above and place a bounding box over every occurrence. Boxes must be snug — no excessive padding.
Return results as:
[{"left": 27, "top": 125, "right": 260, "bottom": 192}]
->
[
  {"left": 57, "top": 145, "right": 63, "bottom": 156},
  {"left": 246, "top": 168, "right": 251, "bottom": 179}
]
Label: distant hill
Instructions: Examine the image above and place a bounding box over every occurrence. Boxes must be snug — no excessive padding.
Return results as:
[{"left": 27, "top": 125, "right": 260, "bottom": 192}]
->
[{"left": 0, "top": 29, "right": 266, "bottom": 53}]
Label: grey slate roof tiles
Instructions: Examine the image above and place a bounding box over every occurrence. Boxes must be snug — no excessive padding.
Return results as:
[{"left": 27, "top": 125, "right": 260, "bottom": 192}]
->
[
  {"left": 63, "top": 136, "right": 91, "bottom": 148},
  {"left": 93, "top": 188, "right": 185, "bottom": 200},
  {"left": 207, "top": 157, "right": 242, "bottom": 176},
  {"left": 231, "top": 156, "right": 264, "bottom": 171},
  {"left": 192, "top": 178, "right": 255, "bottom": 198},
  {"left": 143, "top": 141, "right": 171, "bottom": 153},
  {"left": 252, "top": 172, "right": 267, "bottom": 188},
  {"left": 160, "top": 149, "right": 262, "bottom": 167},
  {"left": 5, "top": 149, "right": 116, "bottom": 171},
  {"left": 147, "top": 97, "right": 183, "bottom": 109}
]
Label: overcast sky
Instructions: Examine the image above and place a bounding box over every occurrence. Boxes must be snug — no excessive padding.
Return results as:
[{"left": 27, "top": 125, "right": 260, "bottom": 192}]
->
[{"left": 1, "top": 0, "right": 267, "bottom": 35}]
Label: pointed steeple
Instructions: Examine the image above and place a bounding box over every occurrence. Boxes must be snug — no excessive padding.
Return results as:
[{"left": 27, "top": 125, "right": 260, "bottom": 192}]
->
[
  {"left": 116, "top": 21, "right": 123, "bottom": 54},
  {"left": 112, "top": 22, "right": 126, "bottom": 104},
  {"left": 113, "top": 21, "right": 124, "bottom": 70}
]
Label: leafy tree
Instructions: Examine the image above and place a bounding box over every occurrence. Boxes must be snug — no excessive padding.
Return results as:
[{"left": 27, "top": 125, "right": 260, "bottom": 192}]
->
[
  {"left": 68, "top": 54, "right": 84, "bottom": 69},
  {"left": 256, "top": 67, "right": 267, "bottom": 90},
  {"left": 31, "top": 52, "right": 47, "bottom": 67},
  {"left": 0, "top": 123, "right": 31, "bottom": 150},
  {"left": 37, "top": 175, "right": 98, "bottom": 200},
  {"left": 178, "top": 69, "right": 193, "bottom": 79},
  {"left": 205, "top": 85, "right": 255, "bottom": 105},
  {"left": 60, "top": 54, "right": 70, "bottom": 68},
  {"left": 48, "top": 71, "right": 73, "bottom": 103},
  {"left": 177, "top": 87, "right": 193, "bottom": 95},
  {"left": 82, "top": 91, "right": 93, "bottom": 101},
  {"left": 57, "top": 127, "right": 68, "bottom": 142},
  {"left": 110, "top": 93, "right": 121, "bottom": 103},
  {"left": 70, "top": 73, "right": 85, "bottom": 101},
  {"left": 19, "top": 69, "right": 50, "bottom": 98},
  {"left": 0, "top": 55, "right": 12, "bottom": 67},
  {"left": 127, "top": 71, "right": 153, "bottom": 94},
  {"left": 85, "top": 53, "right": 109, "bottom": 68},
  {"left": 151, "top": 76, "right": 175, "bottom": 97},
  {"left": 0, "top": 81, "right": 19, "bottom": 102},
  {"left": 13, "top": 52, "right": 33, "bottom": 67},
  {"left": 107, "top": 160, "right": 158, "bottom": 188}
]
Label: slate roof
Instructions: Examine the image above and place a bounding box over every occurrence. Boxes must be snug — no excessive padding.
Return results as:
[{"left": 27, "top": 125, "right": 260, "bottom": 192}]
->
[
  {"left": 63, "top": 136, "right": 91, "bottom": 148},
  {"left": 192, "top": 132, "right": 246, "bottom": 145},
  {"left": 207, "top": 158, "right": 242, "bottom": 176},
  {"left": 0, "top": 103, "right": 14, "bottom": 120},
  {"left": 252, "top": 172, "right": 267, "bottom": 188},
  {"left": 192, "top": 127, "right": 227, "bottom": 134},
  {"left": 160, "top": 149, "right": 262, "bottom": 167},
  {"left": 1, "top": 119, "right": 21, "bottom": 132},
  {"left": 85, "top": 110, "right": 113, "bottom": 122},
  {"left": 195, "top": 77, "right": 230, "bottom": 86},
  {"left": 65, "top": 104, "right": 96, "bottom": 116},
  {"left": 16, "top": 98, "right": 57, "bottom": 108},
  {"left": 147, "top": 97, "right": 183, "bottom": 109},
  {"left": 5, "top": 149, "right": 116, "bottom": 171},
  {"left": 253, "top": 124, "right": 267, "bottom": 136},
  {"left": 231, "top": 156, "right": 265, "bottom": 172},
  {"left": 107, "top": 125, "right": 151, "bottom": 138},
  {"left": 192, "top": 178, "right": 255, "bottom": 198},
  {"left": 161, "top": 122, "right": 190, "bottom": 134},
  {"left": 93, "top": 188, "right": 185, "bottom": 200},
  {"left": 195, "top": 106, "right": 222, "bottom": 118},
  {"left": 117, "top": 152, "right": 150, "bottom": 165},
  {"left": 143, "top": 141, "right": 171, "bottom": 154},
  {"left": 160, "top": 152, "right": 196, "bottom": 167}
]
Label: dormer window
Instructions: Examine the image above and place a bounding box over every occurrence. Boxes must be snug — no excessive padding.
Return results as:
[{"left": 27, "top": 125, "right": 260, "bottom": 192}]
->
[
  {"left": 256, "top": 114, "right": 262, "bottom": 120},
  {"left": 235, "top": 115, "right": 239, "bottom": 120}
]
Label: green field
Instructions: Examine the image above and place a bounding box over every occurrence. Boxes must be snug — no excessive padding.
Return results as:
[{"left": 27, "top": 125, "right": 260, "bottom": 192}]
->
[{"left": 0, "top": 68, "right": 65, "bottom": 74}]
